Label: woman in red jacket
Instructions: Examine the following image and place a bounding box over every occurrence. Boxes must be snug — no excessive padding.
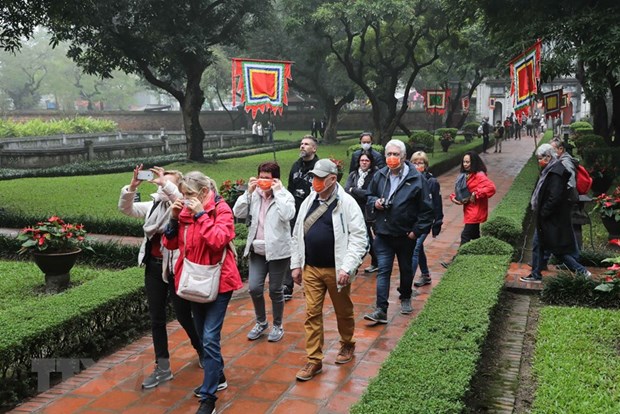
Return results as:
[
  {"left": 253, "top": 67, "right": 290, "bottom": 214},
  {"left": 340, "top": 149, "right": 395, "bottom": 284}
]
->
[
  {"left": 442, "top": 151, "right": 496, "bottom": 267},
  {"left": 163, "top": 171, "right": 242, "bottom": 414}
]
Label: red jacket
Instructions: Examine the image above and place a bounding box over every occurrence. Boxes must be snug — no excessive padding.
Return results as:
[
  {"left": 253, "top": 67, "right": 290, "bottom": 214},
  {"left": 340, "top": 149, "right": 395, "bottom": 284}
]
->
[
  {"left": 163, "top": 193, "right": 242, "bottom": 294},
  {"left": 450, "top": 172, "right": 496, "bottom": 224}
]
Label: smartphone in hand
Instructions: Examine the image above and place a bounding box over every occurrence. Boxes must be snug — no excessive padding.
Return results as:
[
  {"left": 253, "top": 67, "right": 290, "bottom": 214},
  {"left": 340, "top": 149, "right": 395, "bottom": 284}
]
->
[{"left": 137, "top": 170, "right": 154, "bottom": 181}]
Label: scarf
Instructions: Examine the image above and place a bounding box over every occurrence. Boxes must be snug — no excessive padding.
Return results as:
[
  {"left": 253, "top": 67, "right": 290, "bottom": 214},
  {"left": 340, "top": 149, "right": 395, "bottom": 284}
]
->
[
  {"left": 356, "top": 168, "right": 369, "bottom": 189},
  {"left": 143, "top": 191, "right": 171, "bottom": 239},
  {"left": 531, "top": 158, "right": 558, "bottom": 212}
]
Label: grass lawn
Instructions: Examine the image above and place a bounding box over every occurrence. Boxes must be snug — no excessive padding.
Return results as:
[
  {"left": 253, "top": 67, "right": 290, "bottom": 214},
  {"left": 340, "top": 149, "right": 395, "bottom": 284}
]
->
[
  {"left": 532, "top": 306, "right": 620, "bottom": 414},
  {"left": 0, "top": 134, "right": 479, "bottom": 225}
]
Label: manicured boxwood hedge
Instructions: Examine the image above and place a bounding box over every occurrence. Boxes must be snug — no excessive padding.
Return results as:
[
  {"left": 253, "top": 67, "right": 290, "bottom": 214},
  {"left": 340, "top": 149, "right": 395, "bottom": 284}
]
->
[
  {"left": 532, "top": 306, "right": 620, "bottom": 414},
  {"left": 0, "top": 266, "right": 148, "bottom": 409},
  {"left": 350, "top": 254, "right": 511, "bottom": 414}
]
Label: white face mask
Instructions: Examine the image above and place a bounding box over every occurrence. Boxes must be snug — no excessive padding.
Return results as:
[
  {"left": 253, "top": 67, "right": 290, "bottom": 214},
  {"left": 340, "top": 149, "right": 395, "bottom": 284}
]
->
[{"left": 361, "top": 143, "right": 372, "bottom": 151}]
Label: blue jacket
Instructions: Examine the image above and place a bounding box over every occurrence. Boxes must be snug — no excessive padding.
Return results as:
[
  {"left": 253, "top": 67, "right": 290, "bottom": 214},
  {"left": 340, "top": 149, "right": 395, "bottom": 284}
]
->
[
  {"left": 424, "top": 171, "right": 444, "bottom": 237},
  {"left": 349, "top": 149, "right": 386, "bottom": 173},
  {"left": 366, "top": 161, "right": 434, "bottom": 237}
]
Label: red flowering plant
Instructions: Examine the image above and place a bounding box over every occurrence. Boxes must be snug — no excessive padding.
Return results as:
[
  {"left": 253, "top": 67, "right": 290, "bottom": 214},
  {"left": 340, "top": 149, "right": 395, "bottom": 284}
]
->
[
  {"left": 17, "top": 216, "right": 91, "bottom": 254},
  {"left": 594, "top": 254, "right": 620, "bottom": 293},
  {"left": 328, "top": 157, "right": 345, "bottom": 175},
  {"left": 592, "top": 185, "right": 620, "bottom": 222},
  {"left": 218, "top": 178, "right": 246, "bottom": 207}
]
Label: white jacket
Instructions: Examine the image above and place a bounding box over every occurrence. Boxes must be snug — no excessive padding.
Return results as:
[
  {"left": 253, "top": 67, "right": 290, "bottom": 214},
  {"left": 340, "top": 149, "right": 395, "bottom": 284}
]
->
[
  {"left": 117, "top": 180, "right": 181, "bottom": 282},
  {"left": 233, "top": 187, "right": 296, "bottom": 261},
  {"left": 290, "top": 184, "right": 367, "bottom": 287}
]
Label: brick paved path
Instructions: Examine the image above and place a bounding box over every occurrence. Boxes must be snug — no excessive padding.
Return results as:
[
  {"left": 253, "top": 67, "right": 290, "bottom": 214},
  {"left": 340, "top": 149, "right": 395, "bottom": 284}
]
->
[{"left": 8, "top": 136, "right": 540, "bottom": 414}]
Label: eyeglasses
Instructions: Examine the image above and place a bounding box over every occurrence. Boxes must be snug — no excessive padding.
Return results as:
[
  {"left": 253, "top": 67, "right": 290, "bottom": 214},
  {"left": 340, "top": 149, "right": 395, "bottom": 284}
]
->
[{"left": 411, "top": 162, "right": 426, "bottom": 166}]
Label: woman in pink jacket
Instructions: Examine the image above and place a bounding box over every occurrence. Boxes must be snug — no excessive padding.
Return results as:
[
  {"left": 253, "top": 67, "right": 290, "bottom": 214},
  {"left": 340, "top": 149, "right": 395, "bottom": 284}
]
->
[
  {"left": 163, "top": 171, "right": 242, "bottom": 414},
  {"left": 442, "top": 151, "right": 496, "bottom": 267}
]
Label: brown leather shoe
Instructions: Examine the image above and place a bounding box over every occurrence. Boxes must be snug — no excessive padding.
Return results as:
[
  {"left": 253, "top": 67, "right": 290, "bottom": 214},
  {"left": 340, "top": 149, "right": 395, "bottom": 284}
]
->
[
  {"left": 295, "top": 361, "right": 322, "bottom": 381},
  {"left": 335, "top": 343, "right": 355, "bottom": 364}
]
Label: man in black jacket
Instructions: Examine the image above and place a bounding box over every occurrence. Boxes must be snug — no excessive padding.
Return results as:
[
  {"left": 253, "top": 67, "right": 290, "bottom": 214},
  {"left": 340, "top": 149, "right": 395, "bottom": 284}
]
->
[
  {"left": 349, "top": 132, "right": 386, "bottom": 173},
  {"left": 363, "top": 139, "right": 434, "bottom": 323}
]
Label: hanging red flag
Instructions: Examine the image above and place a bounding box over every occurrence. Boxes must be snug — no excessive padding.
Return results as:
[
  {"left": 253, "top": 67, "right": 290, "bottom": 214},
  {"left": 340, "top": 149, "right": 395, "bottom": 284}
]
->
[
  {"left": 423, "top": 89, "right": 450, "bottom": 115},
  {"left": 461, "top": 97, "right": 470, "bottom": 112},
  {"left": 231, "top": 58, "right": 293, "bottom": 118},
  {"left": 543, "top": 89, "right": 562, "bottom": 119},
  {"left": 509, "top": 40, "right": 542, "bottom": 118}
]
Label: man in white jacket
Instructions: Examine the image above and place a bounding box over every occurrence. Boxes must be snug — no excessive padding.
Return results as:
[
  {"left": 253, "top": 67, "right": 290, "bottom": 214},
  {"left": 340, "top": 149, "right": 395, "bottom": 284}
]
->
[{"left": 290, "top": 159, "right": 367, "bottom": 381}]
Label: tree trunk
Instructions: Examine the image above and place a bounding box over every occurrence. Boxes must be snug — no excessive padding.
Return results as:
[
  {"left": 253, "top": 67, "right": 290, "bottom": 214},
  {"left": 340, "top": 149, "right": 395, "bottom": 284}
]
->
[
  {"left": 609, "top": 80, "right": 620, "bottom": 147},
  {"left": 322, "top": 91, "right": 355, "bottom": 144},
  {"left": 591, "top": 95, "right": 610, "bottom": 140},
  {"left": 445, "top": 84, "right": 463, "bottom": 128},
  {"left": 180, "top": 78, "right": 206, "bottom": 161}
]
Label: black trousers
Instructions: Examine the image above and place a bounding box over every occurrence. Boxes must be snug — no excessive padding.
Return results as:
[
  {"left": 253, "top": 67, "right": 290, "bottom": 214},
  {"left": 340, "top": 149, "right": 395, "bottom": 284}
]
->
[
  {"left": 145, "top": 256, "right": 203, "bottom": 363},
  {"left": 460, "top": 223, "right": 481, "bottom": 245}
]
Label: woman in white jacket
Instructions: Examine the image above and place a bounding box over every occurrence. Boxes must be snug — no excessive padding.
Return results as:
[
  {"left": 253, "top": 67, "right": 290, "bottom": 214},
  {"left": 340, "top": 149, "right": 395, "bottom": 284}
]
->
[
  {"left": 233, "top": 162, "right": 295, "bottom": 342},
  {"left": 118, "top": 165, "right": 202, "bottom": 389}
]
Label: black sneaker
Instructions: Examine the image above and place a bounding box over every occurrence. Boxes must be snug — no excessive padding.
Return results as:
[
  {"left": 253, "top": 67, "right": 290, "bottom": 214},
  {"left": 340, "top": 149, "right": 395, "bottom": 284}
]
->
[
  {"left": 364, "top": 309, "right": 388, "bottom": 324},
  {"left": 414, "top": 275, "right": 432, "bottom": 287},
  {"left": 519, "top": 274, "right": 542, "bottom": 283},
  {"left": 193, "top": 375, "right": 227, "bottom": 397},
  {"left": 197, "top": 398, "right": 216, "bottom": 414}
]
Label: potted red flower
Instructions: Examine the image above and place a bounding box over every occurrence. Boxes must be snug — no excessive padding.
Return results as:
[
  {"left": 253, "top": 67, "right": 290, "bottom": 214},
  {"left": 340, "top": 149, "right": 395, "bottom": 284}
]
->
[
  {"left": 592, "top": 186, "right": 620, "bottom": 240},
  {"left": 18, "top": 216, "right": 91, "bottom": 292}
]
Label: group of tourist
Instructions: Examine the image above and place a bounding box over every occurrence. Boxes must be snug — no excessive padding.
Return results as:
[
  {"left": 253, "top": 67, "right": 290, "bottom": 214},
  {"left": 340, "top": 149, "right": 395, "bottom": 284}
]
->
[{"left": 116, "top": 128, "right": 589, "bottom": 414}]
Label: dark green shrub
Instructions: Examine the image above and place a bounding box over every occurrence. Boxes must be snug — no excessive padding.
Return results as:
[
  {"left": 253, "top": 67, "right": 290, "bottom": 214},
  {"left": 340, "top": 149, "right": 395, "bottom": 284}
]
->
[
  {"left": 463, "top": 122, "right": 480, "bottom": 133},
  {"left": 541, "top": 272, "right": 620, "bottom": 309},
  {"left": 572, "top": 134, "right": 606, "bottom": 154},
  {"left": 580, "top": 248, "right": 620, "bottom": 267},
  {"left": 481, "top": 215, "right": 522, "bottom": 247},
  {"left": 569, "top": 121, "right": 592, "bottom": 131},
  {"left": 458, "top": 236, "right": 514, "bottom": 256},
  {"left": 409, "top": 131, "right": 435, "bottom": 151},
  {"left": 436, "top": 128, "right": 458, "bottom": 139}
]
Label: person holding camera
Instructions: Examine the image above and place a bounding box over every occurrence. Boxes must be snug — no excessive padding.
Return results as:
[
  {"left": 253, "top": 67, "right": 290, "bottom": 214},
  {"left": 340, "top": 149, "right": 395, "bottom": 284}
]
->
[
  {"left": 233, "top": 162, "right": 295, "bottom": 342},
  {"left": 363, "top": 140, "right": 435, "bottom": 324},
  {"left": 118, "top": 165, "right": 203, "bottom": 389}
]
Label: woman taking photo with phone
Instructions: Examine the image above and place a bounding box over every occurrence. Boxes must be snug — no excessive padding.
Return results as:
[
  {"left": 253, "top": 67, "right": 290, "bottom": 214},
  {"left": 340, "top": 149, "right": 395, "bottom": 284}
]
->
[
  {"left": 118, "top": 165, "right": 203, "bottom": 389},
  {"left": 163, "top": 171, "right": 242, "bottom": 414}
]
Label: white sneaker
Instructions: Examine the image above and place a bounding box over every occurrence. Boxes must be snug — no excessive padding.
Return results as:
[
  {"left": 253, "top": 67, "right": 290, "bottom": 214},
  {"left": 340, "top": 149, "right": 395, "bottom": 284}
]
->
[
  {"left": 267, "top": 325, "right": 284, "bottom": 342},
  {"left": 247, "top": 322, "right": 268, "bottom": 340}
]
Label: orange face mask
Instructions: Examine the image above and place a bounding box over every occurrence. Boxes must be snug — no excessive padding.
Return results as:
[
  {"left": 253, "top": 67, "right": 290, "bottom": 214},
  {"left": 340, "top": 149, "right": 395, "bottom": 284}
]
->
[
  {"left": 414, "top": 164, "right": 425, "bottom": 173},
  {"left": 386, "top": 156, "right": 401, "bottom": 169},
  {"left": 312, "top": 177, "right": 327, "bottom": 193},
  {"left": 257, "top": 178, "right": 273, "bottom": 191}
]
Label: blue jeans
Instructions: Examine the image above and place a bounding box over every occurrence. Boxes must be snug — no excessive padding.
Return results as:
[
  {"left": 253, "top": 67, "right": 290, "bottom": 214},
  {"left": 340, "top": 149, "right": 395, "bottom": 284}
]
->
[
  {"left": 532, "top": 230, "right": 587, "bottom": 277},
  {"left": 374, "top": 234, "right": 415, "bottom": 312},
  {"left": 411, "top": 233, "right": 429, "bottom": 278},
  {"left": 191, "top": 291, "right": 232, "bottom": 401}
]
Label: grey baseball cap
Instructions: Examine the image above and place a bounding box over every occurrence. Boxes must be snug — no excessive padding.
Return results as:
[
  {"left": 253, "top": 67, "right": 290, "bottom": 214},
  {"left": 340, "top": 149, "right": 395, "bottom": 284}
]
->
[{"left": 309, "top": 159, "right": 338, "bottom": 178}]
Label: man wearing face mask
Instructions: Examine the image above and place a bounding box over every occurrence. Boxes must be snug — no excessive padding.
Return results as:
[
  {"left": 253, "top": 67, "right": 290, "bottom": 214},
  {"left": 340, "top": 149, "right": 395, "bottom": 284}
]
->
[
  {"left": 285, "top": 135, "right": 320, "bottom": 300},
  {"left": 290, "top": 159, "right": 367, "bottom": 381},
  {"left": 349, "top": 132, "right": 386, "bottom": 173},
  {"left": 364, "top": 139, "right": 435, "bottom": 323},
  {"left": 118, "top": 165, "right": 203, "bottom": 389}
]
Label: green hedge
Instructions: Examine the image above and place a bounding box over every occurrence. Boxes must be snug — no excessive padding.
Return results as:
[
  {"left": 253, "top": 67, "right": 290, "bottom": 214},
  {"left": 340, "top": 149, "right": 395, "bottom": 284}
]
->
[
  {"left": 458, "top": 236, "right": 514, "bottom": 256},
  {"left": 569, "top": 121, "right": 592, "bottom": 131},
  {"left": 436, "top": 128, "right": 458, "bottom": 139},
  {"left": 0, "top": 117, "right": 117, "bottom": 138},
  {"left": 0, "top": 265, "right": 148, "bottom": 408},
  {"left": 350, "top": 254, "right": 510, "bottom": 414},
  {"left": 532, "top": 306, "right": 620, "bottom": 413},
  {"left": 540, "top": 272, "right": 620, "bottom": 309}
]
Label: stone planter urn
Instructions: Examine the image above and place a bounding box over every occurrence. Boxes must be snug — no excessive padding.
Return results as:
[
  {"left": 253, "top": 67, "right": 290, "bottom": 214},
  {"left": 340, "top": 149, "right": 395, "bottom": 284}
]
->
[{"left": 33, "top": 249, "right": 81, "bottom": 293}]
